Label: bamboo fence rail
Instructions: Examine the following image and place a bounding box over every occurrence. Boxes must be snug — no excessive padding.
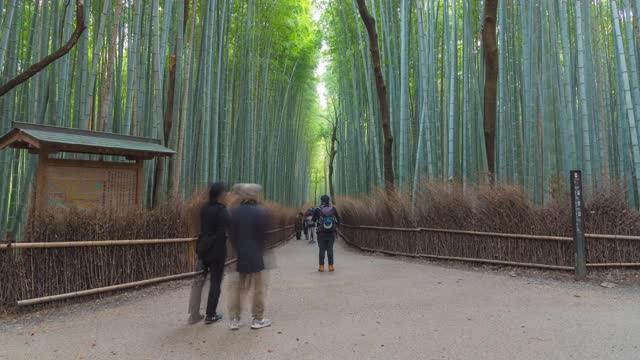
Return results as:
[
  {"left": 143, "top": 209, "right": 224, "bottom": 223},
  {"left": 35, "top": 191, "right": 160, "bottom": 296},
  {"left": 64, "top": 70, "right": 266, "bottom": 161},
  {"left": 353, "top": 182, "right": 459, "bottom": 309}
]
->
[
  {"left": 1, "top": 226, "right": 294, "bottom": 249},
  {"left": 339, "top": 224, "right": 640, "bottom": 270}
]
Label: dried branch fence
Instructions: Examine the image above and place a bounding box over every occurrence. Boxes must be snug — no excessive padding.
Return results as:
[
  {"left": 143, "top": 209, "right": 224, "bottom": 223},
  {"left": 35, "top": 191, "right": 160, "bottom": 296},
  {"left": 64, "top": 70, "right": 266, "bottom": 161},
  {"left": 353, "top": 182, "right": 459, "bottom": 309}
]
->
[
  {"left": 339, "top": 225, "right": 640, "bottom": 271},
  {"left": 0, "top": 226, "right": 293, "bottom": 312}
]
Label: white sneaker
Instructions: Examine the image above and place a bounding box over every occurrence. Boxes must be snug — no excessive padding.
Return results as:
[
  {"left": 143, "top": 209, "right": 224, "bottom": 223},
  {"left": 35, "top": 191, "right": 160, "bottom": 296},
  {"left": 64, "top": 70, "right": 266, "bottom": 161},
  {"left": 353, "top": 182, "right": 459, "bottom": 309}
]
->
[
  {"left": 250, "top": 318, "right": 272, "bottom": 329},
  {"left": 229, "top": 318, "right": 240, "bottom": 331}
]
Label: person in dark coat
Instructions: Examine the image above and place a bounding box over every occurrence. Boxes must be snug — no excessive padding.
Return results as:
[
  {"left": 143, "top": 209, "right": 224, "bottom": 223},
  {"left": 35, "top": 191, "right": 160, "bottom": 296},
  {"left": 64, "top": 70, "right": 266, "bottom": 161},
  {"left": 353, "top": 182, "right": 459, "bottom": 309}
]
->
[
  {"left": 295, "top": 212, "right": 304, "bottom": 240},
  {"left": 227, "top": 184, "right": 272, "bottom": 330},
  {"left": 188, "top": 182, "right": 229, "bottom": 324},
  {"left": 314, "top": 195, "right": 340, "bottom": 272}
]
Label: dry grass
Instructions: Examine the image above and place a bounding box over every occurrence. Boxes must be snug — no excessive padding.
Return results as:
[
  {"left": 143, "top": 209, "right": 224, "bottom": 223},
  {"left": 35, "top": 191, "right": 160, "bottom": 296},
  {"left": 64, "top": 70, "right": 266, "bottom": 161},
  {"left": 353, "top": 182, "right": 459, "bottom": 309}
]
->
[
  {"left": 338, "top": 183, "right": 640, "bottom": 268},
  {"left": 1, "top": 192, "right": 295, "bottom": 313}
]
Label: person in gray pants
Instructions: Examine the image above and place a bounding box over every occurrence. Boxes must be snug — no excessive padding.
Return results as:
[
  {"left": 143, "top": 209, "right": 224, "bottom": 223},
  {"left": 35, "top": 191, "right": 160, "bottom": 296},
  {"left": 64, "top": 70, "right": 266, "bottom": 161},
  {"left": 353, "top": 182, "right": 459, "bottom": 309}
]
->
[{"left": 188, "top": 182, "right": 229, "bottom": 324}]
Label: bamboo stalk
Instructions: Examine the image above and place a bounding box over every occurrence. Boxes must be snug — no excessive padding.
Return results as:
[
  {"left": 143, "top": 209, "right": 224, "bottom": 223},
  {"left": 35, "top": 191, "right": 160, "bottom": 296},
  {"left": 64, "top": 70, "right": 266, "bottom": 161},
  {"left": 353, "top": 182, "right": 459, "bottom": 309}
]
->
[
  {"left": 0, "top": 226, "right": 293, "bottom": 249},
  {"left": 344, "top": 223, "right": 640, "bottom": 242},
  {"left": 586, "top": 263, "right": 640, "bottom": 267},
  {"left": 0, "top": 238, "right": 196, "bottom": 249},
  {"left": 358, "top": 225, "right": 422, "bottom": 232},
  {"left": 585, "top": 234, "right": 640, "bottom": 241},
  {"left": 419, "top": 228, "right": 572, "bottom": 242},
  {"left": 17, "top": 271, "right": 201, "bottom": 306}
]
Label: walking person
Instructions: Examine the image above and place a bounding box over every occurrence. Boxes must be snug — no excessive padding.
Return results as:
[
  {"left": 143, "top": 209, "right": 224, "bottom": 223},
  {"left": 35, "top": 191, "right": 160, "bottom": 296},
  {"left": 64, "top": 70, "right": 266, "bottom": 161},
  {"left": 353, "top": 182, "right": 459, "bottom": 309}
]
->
[
  {"left": 304, "top": 207, "right": 316, "bottom": 243},
  {"left": 228, "top": 184, "right": 272, "bottom": 330},
  {"left": 295, "top": 212, "right": 304, "bottom": 240},
  {"left": 314, "top": 195, "right": 340, "bottom": 272},
  {"left": 188, "top": 182, "right": 229, "bottom": 324}
]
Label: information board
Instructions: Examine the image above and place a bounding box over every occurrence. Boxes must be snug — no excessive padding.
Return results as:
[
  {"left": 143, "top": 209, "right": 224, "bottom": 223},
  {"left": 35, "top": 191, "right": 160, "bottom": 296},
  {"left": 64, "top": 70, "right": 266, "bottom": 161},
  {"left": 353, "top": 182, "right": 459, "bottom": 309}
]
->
[{"left": 46, "top": 162, "right": 138, "bottom": 210}]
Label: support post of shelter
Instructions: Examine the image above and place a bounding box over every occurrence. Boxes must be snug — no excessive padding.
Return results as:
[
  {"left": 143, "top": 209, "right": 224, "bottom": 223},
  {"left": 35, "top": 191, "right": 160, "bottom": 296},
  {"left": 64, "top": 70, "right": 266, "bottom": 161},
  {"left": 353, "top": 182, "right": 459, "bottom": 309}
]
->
[
  {"left": 136, "top": 159, "right": 144, "bottom": 207},
  {"left": 35, "top": 150, "right": 49, "bottom": 215}
]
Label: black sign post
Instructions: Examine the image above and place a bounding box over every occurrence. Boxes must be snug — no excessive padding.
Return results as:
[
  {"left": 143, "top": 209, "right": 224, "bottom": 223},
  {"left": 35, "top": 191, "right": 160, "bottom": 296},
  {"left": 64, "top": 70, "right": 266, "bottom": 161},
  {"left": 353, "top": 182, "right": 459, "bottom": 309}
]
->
[{"left": 570, "top": 171, "right": 587, "bottom": 280}]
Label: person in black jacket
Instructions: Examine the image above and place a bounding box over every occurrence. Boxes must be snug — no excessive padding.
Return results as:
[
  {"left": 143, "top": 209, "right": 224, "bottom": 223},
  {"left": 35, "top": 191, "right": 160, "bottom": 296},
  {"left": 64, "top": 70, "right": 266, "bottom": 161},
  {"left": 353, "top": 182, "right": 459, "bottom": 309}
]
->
[
  {"left": 314, "top": 195, "right": 340, "bottom": 272},
  {"left": 227, "top": 183, "right": 272, "bottom": 330},
  {"left": 295, "top": 212, "right": 304, "bottom": 240},
  {"left": 188, "top": 182, "right": 230, "bottom": 324}
]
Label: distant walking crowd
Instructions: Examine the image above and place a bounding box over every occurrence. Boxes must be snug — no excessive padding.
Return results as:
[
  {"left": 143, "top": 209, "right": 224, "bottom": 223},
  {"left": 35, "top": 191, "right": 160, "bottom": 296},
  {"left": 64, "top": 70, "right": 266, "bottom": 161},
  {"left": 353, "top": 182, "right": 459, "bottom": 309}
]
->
[{"left": 188, "top": 182, "right": 340, "bottom": 330}]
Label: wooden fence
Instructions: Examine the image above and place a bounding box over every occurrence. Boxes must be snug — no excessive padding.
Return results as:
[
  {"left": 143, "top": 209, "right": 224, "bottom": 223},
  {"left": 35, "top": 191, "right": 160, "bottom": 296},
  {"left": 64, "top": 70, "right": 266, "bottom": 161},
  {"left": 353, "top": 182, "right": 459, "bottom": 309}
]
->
[
  {"left": 0, "top": 226, "right": 293, "bottom": 310},
  {"left": 339, "top": 224, "right": 640, "bottom": 271}
]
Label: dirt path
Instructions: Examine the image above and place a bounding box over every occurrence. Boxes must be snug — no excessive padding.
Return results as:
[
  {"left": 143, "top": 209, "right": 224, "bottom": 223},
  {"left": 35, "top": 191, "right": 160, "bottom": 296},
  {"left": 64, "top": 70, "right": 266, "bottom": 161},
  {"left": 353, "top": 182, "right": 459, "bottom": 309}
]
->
[{"left": 1, "top": 238, "right": 639, "bottom": 360}]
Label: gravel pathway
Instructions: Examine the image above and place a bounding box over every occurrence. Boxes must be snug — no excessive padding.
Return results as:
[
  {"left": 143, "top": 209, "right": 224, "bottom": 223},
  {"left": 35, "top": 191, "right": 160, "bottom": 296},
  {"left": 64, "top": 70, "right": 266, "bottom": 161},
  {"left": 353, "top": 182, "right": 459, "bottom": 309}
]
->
[{"left": 1, "top": 238, "right": 639, "bottom": 360}]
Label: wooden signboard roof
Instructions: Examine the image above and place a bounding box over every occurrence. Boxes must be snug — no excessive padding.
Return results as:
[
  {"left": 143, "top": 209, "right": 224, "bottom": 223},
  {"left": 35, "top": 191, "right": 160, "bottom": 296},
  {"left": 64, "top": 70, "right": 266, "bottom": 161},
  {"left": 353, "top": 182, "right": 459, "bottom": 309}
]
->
[{"left": 0, "top": 122, "right": 174, "bottom": 159}]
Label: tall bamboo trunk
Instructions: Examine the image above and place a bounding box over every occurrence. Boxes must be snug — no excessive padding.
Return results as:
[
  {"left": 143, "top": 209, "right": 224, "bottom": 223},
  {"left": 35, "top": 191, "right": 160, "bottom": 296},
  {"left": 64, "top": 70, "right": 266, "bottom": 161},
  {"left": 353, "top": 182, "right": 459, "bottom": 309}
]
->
[
  {"left": 482, "top": 0, "right": 498, "bottom": 182},
  {"left": 356, "top": 0, "right": 395, "bottom": 193}
]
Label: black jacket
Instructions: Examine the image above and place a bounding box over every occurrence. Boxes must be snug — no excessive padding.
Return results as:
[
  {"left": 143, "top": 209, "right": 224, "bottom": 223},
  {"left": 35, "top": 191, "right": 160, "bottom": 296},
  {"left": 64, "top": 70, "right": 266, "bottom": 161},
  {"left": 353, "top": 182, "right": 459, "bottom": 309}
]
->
[
  {"left": 196, "top": 202, "right": 229, "bottom": 265},
  {"left": 229, "top": 202, "right": 269, "bottom": 273}
]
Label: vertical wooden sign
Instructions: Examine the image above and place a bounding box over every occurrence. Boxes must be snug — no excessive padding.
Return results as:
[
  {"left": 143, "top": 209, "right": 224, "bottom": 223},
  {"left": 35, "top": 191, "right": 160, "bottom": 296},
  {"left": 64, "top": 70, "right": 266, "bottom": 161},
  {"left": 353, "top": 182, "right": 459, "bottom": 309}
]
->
[{"left": 570, "top": 170, "right": 587, "bottom": 280}]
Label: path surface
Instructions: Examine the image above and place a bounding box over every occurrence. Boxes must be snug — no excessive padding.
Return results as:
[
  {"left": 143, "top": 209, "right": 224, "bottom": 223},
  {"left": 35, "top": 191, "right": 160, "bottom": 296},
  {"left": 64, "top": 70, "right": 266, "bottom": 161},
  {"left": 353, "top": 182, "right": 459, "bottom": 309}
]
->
[{"left": 1, "top": 238, "right": 639, "bottom": 360}]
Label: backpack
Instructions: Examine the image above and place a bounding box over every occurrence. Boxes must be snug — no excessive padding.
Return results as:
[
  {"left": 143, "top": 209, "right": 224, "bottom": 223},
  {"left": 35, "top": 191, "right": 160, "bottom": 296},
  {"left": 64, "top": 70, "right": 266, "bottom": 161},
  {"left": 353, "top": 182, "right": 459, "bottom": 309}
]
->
[
  {"left": 319, "top": 206, "right": 337, "bottom": 233},
  {"left": 305, "top": 215, "right": 314, "bottom": 227}
]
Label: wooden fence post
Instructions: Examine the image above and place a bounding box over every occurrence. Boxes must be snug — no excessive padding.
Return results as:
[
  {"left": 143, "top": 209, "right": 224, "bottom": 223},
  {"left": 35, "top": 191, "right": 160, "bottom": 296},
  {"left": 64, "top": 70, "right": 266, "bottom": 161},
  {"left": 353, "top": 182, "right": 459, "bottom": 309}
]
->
[
  {"left": 570, "top": 171, "right": 587, "bottom": 280},
  {"left": 3, "top": 231, "right": 13, "bottom": 244}
]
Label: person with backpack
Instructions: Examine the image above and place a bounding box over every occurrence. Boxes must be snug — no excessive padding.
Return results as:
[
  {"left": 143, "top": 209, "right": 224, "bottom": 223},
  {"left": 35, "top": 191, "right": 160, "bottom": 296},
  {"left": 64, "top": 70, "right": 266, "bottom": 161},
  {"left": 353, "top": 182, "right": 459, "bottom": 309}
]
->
[
  {"left": 303, "top": 207, "right": 316, "bottom": 243},
  {"left": 188, "top": 182, "right": 229, "bottom": 324},
  {"left": 313, "top": 195, "right": 341, "bottom": 272}
]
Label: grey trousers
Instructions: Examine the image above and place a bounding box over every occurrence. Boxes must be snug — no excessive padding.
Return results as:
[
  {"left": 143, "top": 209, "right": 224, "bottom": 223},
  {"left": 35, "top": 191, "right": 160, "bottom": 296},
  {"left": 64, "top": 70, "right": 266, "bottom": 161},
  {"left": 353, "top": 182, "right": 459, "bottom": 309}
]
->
[
  {"left": 306, "top": 226, "right": 316, "bottom": 242},
  {"left": 188, "top": 260, "right": 224, "bottom": 318}
]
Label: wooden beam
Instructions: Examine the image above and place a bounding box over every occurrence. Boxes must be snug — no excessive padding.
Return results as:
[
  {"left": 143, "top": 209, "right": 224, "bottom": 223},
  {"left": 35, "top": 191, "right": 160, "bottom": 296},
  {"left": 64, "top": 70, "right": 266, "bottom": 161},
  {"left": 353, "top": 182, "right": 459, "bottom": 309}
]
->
[
  {"left": 40, "top": 142, "right": 170, "bottom": 159},
  {"left": 34, "top": 151, "right": 49, "bottom": 215},
  {"left": 0, "top": 131, "right": 41, "bottom": 151},
  {"left": 46, "top": 158, "right": 138, "bottom": 169},
  {"left": 136, "top": 159, "right": 144, "bottom": 207}
]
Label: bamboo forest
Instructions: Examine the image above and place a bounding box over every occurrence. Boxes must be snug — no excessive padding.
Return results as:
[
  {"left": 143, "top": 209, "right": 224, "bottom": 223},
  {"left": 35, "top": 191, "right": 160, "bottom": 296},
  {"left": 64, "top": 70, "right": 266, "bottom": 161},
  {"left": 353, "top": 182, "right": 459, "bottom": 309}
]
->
[{"left": 2, "top": 0, "right": 640, "bottom": 237}]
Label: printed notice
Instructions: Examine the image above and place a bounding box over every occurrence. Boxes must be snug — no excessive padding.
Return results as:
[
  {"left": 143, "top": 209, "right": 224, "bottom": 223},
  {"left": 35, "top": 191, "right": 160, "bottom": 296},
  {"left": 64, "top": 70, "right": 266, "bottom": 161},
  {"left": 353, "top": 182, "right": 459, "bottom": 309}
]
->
[{"left": 47, "top": 164, "right": 137, "bottom": 209}]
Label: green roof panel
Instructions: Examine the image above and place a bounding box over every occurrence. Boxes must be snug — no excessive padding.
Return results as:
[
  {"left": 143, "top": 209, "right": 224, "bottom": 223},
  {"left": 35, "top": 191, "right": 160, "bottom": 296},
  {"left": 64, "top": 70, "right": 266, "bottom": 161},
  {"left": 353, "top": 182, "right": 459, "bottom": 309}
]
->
[
  {"left": 21, "top": 128, "right": 175, "bottom": 155},
  {"left": 0, "top": 122, "right": 174, "bottom": 157}
]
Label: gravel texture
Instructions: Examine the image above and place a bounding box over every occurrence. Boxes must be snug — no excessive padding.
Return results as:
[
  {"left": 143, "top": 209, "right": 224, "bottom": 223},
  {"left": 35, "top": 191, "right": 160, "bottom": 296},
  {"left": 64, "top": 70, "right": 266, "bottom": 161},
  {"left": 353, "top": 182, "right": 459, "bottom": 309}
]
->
[{"left": 1, "top": 238, "right": 639, "bottom": 360}]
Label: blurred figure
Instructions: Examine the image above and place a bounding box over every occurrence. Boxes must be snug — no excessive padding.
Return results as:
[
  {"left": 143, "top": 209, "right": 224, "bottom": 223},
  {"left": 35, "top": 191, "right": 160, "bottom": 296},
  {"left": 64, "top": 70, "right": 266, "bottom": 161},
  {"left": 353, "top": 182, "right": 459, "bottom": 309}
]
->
[
  {"left": 303, "top": 207, "right": 316, "bottom": 243},
  {"left": 188, "top": 182, "right": 229, "bottom": 324},
  {"left": 314, "top": 195, "right": 340, "bottom": 272},
  {"left": 228, "top": 184, "right": 272, "bottom": 330},
  {"left": 295, "top": 212, "right": 304, "bottom": 240}
]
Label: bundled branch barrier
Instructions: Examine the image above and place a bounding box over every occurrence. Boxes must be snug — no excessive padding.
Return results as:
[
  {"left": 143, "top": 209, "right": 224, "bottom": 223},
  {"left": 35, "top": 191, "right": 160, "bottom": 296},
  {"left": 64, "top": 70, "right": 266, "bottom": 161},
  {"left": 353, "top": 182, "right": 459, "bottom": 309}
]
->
[
  {"left": 1, "top": 198, "right": 295, "bottom": 312},
  {"left": 338, "top": 184, "right": 640, "bottom": 271},
  {"left": 340, "top": 225, "right": 640, "bottom": 270}
]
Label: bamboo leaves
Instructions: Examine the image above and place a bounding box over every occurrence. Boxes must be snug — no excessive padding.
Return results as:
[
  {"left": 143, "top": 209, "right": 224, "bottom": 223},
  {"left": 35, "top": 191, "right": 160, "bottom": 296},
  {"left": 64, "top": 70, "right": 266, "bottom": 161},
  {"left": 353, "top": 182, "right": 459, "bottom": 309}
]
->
[
  {"left": 326, "top": 0, "right": 640, "bottom": 207},
  {"left": 0, "top": 0, "right": 322, "bottom": 238}
]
